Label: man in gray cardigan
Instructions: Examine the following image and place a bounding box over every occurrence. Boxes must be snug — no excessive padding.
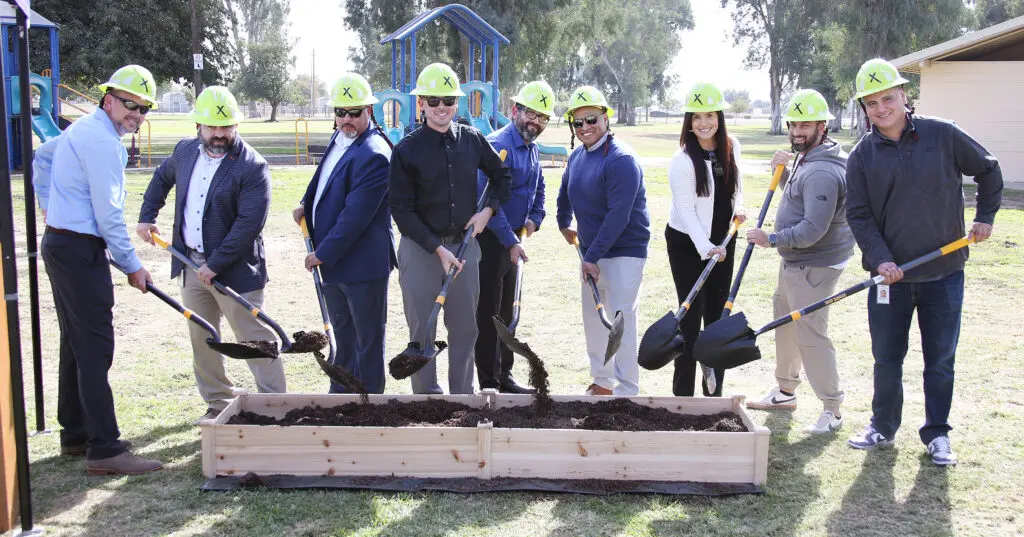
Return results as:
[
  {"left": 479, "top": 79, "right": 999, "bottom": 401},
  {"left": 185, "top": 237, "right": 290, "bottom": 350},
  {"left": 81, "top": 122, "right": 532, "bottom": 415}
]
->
[{"left": 746, "top": 89, "right": 854, "bottom": 435}]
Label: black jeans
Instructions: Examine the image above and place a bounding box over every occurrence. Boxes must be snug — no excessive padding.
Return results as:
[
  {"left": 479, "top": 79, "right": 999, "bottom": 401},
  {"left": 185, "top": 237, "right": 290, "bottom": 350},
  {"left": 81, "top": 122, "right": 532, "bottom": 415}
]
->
[
  {"left": 41, "top": 232, "right": 126, "bottom": 460},
  {"left": 474, "top": 230, "right": 519, "bottom": 389},
  {"left": 664, "top": 224, "right": 735, "bottom": 396}
]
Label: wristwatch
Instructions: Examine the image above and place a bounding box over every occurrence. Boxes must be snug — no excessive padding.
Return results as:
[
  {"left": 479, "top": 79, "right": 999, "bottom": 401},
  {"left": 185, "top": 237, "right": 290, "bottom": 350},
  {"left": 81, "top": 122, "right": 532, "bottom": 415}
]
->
[{"left": 768, "top": 233, "right": 778, "bottom": 248}]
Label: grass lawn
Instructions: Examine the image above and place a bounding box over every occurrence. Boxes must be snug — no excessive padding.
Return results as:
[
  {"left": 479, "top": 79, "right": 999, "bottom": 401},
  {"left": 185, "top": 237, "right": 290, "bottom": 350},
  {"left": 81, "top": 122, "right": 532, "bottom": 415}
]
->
[{"left": 5, "top": 125, "right": 1023, "bottom": 536}]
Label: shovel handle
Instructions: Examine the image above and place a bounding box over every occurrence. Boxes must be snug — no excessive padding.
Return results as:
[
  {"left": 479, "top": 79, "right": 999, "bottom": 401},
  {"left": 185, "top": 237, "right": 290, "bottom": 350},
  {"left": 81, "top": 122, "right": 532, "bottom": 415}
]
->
[
  {"left": 573, "top": 236, "right": 615, "bottom": 330},
  {"left": 109, "top": 256, "right": 221, "bottom": 342},
  {"left": 300, "top": 217, "right": 338, "bottom": 361},
  {"left": 724, "top": 164, "right": 786, "bottom": 315},
  {"left": 676, "top": 217, "right": 741, "bottom": 323},
  {"left": 150, "top": 232, "right": 293, "bottom": 347},
  {"left": 755, "top": 236, "right": 974, "bottom": 336},
  {"left": 506, "top": 227, "right": 529, "bottom": 333}
]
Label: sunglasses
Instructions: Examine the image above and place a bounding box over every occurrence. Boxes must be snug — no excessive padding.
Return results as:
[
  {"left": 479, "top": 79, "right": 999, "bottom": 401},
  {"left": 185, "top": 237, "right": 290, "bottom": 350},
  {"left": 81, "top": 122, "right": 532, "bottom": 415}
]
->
[
  {"left": 108, "top": 93, "right": 151, "bottom": 114},
  {"left": 571, "top": 115, "right": 600, "bottom": 129},
  {"left": 425, "top": 96, "right": 458, "bottom": 107},
  {"left": 334, "top": 107, "right": 365, "bottom": 118},
  {"left": 516, "top": 104, "right": 550, "bottom": 124}
]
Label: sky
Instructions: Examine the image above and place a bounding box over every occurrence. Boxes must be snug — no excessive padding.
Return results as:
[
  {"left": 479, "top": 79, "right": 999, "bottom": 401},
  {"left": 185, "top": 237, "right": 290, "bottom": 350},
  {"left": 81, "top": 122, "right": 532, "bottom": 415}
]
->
[{"left": 288, "top": 0, "right": 771, "bottom": 102}]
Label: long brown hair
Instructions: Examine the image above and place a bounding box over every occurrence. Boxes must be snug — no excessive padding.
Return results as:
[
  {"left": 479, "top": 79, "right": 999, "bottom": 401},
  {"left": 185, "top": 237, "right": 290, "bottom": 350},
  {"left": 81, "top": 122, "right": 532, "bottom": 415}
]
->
[{"left": 680, "top": 111, "right": 738, "bottom": 198}]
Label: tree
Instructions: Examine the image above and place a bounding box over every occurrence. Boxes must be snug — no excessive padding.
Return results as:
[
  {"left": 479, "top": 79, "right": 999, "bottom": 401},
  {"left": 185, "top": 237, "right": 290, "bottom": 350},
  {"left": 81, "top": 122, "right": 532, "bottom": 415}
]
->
[
  {"left": 724, "top": 89, "right": 751, "bottom": 113},
  {"left": 31, "top": 0, "right": 232, "bottom": 88},
  {"left": 289, "top": 73, "right": 327, "bottom": 115},
  {"left": 224, "top": 0, "right": 295, "bottom": 121},
  {"left": 973, "top": 0, "right": 1024, "bottom": 27},
  {"left": 721, "top": 0, "right": 825, "bottom": 134}
]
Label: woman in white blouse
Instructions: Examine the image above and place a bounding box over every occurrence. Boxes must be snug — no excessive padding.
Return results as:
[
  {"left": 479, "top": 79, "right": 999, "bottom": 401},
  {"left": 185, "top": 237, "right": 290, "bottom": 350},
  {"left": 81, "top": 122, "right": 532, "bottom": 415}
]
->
[{"left": 665, "top": 82, "right": 745, "bottom": 397}]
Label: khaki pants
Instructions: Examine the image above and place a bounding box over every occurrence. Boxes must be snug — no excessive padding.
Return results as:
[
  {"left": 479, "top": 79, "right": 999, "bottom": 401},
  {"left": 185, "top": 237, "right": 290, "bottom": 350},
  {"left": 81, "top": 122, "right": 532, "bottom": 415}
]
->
[
  {"left": 773, "top": 262, "right": 844, "bottom": 413},
  {"left": 181, "top": 260, "right": 286, "bottom": 411},
  {"left": 582, "top": 256, "right": 645, "bottom": 396}
]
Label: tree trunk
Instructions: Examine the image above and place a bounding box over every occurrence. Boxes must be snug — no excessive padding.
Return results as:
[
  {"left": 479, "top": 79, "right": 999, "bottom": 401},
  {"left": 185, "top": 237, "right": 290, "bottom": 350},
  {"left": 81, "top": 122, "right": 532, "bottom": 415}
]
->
[
  {"left": 269, "top": 100, "right": 280, "bottom": 122},
  {"left": 829, "top": 102, "right": 843, "bottom": 132},
  {"left": 594, "top": 42, "right": 635, "bottom": 126},
  {"left": 853, "top": 103, "right": 868, "bottom": 139},
  {"left": 768, "top": 61, "right": 783, "bottom": 135}
]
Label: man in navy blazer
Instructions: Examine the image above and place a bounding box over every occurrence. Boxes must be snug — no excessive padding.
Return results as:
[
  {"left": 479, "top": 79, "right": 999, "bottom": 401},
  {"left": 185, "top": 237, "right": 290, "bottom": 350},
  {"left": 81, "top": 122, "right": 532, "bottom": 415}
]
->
[
  {"left": 292, "top": 73, "right": 396, "bottom": 394},
  {"left": 137, "top": 86, "right": 286, "bottom": 424}
]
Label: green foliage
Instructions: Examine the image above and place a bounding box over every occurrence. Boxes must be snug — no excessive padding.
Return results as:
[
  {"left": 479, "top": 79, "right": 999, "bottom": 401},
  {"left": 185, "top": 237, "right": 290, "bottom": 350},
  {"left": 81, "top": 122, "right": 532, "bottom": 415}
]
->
[
  {"left": 226, "top": 0, "right": 295, "bottom": 121},
  {"left": 30, "top": 0, "right": 232, "bottom": 88},
  {"left": 725, "top": 89, "right": 752, "bottom": 113},
  {"left": 973, "top": 0, "right": 1024, "bottom": 27}
]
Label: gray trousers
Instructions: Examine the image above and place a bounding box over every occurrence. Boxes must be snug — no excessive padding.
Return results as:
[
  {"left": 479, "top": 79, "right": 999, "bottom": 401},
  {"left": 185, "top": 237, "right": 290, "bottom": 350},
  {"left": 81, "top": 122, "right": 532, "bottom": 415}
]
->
[
  {"left": 773, "top": 262, "right": 844, "bottom": 413},
  {"left": 397, "top": 235, "right": 481, "bottom": 394},
  {"left": 182, "top": 253, "right": 287, "bottom": 411}
]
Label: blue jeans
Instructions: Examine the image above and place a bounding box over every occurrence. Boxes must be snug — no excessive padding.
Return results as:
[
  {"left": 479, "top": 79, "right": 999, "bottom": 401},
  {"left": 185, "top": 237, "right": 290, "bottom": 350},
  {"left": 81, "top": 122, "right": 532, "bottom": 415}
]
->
[
  {"left": 867, "top": 271, "right": 963, "bottom": 445},
  {"left": 322, "top": 277, "right": 389, "bottom": 394}
]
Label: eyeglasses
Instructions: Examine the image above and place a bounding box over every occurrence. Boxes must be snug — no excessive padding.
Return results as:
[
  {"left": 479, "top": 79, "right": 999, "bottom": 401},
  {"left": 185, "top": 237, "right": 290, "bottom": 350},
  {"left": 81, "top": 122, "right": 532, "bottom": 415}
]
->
[
  {"left": 571, "top": 115, "right": 600, "bottom": 129},
  {"left": 425, "top": 96, "right": 458, "bottom": 107},
  {"left": 516, "top": 104, "right": 550, "bottom": 124},
  {"left": 108, "top": 93, "right": 151, "bottom": 114},
  {"left": 334, "top": 107, "right": 365, "bottom": 118}
]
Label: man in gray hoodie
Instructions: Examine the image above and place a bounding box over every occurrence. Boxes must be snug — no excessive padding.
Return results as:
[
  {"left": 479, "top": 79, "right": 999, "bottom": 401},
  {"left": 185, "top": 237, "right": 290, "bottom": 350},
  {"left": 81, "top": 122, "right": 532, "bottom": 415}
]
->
[{"left": 746, "top": 89, "right": 855, "bottom": 435}]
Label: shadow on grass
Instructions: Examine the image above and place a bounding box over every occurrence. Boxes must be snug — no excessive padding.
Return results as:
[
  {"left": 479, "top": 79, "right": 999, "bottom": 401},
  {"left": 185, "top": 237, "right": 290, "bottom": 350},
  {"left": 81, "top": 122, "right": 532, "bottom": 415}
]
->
[{"left": 827, "top": 449, "right": 952, "bottom": 537}]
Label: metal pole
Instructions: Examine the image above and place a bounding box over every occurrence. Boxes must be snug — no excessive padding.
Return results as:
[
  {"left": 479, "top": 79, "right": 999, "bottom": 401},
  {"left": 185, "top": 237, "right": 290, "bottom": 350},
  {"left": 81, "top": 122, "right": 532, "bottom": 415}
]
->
[
  {"left": 310, "top": 49, "right": 315, "bottom": 117},
  {"left": 1, "top": 5, "right": 41, "bottom": 533},
  {"left": 191, "top": 0, "right": 202, "bottom": 92},
  {"left": 15, "top": 1, "right": 48, "bottom": 437}
]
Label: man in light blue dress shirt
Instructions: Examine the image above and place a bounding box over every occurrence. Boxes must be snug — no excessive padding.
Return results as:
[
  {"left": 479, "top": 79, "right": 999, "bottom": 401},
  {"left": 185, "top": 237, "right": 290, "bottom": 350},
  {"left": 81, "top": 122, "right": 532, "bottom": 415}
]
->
[{"left": 34, "top": 65, "right": 163, "bottom": 475}]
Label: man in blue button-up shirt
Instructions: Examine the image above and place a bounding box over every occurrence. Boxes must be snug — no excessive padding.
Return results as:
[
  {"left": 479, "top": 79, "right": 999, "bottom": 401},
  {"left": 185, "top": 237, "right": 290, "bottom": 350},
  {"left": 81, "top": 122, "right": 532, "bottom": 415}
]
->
[
  {"left": 474, "top": 81, "right": 553, "bottom": 393},
  {"left": 34, "top": 64, "right": 163, "bottom": 475}
]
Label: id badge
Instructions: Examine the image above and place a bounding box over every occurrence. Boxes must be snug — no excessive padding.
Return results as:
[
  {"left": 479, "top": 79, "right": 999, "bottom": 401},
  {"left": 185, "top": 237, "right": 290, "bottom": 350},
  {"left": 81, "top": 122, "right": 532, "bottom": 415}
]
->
[{"left": 876, "top": 284, "right": 890, "bottom": 305}]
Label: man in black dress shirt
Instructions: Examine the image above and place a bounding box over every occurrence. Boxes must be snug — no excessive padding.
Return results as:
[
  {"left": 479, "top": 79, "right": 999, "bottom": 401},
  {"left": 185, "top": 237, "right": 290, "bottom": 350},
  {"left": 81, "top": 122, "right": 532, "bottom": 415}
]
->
[{"left": 389, "top": 62, "right": 510, "bottom": 394}]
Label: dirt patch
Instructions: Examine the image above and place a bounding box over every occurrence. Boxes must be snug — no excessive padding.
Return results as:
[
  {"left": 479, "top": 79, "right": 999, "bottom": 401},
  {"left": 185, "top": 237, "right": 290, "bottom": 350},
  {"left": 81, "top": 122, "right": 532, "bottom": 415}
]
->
[
  {"left": 314, "top": 351, "right": 369, "bottom": 404},
  {"left": 517, "top": 341, "right": 553, "bottom": 415},
  {"left": 227, "top": 398, "right": 747, "bottom": 432},
  {"left": 388, "top": 341, "right": 448, "bottom": 379},
  {"left": 286, "top": 330, "right": 329, "bottom": 353},
  {"left": 241, "top": 340, "right": 279, "bottom": 357}
]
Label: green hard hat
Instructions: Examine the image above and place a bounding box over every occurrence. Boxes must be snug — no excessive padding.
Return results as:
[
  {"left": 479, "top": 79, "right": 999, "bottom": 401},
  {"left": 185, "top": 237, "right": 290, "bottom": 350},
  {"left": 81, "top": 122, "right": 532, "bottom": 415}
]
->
[
  {"left": 191, "top": 86, "right": 242, "bottom": 126},
  {"left": 510, "top": 80, "right": 556, "bottom": 118},
  {"left": 682, "top": 82, "right": 730, "bottom": 113},
  {"left": 564, "top": 85, "right": 614, "bottom": 120},
  {"left": 330, "top": 73, "right": 379, "bottom": 108},
  {"left": 410, "top": 63, "right": 465, "bottom": 97},
  {"left": 782, "top": 89, "right": 835, "bottom": 123},
  {"left": 854, "top": 58, "right": 910, "bottom": 100},
  {"left": 98, "top": 64, "right": 159, "bottom": 109}
]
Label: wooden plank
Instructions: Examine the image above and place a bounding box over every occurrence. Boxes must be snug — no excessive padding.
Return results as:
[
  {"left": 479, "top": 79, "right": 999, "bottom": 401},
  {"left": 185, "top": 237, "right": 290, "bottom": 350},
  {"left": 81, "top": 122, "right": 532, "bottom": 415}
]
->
[
  {"left": 752, "top": 428, "right": 771, "bottom": 486},
  {"left": 490, "top": 394, "right": 735, "bottom": 415},
  {"left": 477, "top": 420, "right": 493, "bottom": 480},
  {"left": 0, "top": 267, "right": 16, "bottom": 531},
  {"left": 237, "top": 393, "right": 488, "bottom": 419}
]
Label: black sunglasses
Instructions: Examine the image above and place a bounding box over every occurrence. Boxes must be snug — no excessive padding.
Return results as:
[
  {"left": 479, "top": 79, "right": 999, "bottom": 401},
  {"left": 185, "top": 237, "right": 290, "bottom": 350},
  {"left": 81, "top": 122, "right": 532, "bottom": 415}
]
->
[
  {"left": 108, "top": 93, "right": 151, "bottom": 114},
  {"left": 516, "top": 104, "right": 550, "bottom": 124},
  {"left": 571, "top": 115, "right": 600, "bottom": 129},
  {"left": 334, "top": 107, "right": 365, "bottom": 118},
  {"left": 425, "top": 96, "right": 458, "bottom": 107}
]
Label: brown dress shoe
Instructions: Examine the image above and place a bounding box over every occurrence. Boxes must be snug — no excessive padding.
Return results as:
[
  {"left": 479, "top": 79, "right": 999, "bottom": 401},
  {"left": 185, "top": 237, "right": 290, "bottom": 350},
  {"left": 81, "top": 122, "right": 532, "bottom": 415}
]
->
[
  {"left": 86, "top": 451, "right": 163, "bottom": 475},
  {"left": 61, "top": 440, "right": 133, "bottom": 457},
  {"left": 194, "top": 408, "right": 223, "bottom": 426},
  {"left": 585, "top": 383, "right": 613, "bottom": 396}
]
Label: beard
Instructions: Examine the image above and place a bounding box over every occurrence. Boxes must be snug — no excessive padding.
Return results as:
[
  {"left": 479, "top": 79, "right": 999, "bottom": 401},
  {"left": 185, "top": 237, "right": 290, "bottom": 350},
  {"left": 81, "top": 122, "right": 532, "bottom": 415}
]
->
[
  {"left": 201, "top": 135, "right": 233, "bottom": 156},
  {"left": 515, "top": 118, "right": 543, "bottom": 143},
  {"left": 790, "top": 130, "right": 822, "bottom": 153}
]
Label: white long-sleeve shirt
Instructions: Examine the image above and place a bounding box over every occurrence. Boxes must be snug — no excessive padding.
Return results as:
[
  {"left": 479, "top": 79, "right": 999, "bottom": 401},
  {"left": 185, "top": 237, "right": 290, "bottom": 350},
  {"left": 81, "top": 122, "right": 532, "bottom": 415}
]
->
[{"left": 667, "top": 135, "right": 744, "bottom": 259}]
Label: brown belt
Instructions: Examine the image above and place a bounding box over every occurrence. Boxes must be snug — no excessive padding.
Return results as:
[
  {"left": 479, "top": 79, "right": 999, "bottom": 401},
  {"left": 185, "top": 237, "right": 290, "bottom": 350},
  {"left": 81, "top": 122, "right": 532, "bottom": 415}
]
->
[{"left": 46, "top": 225, "right": 106, "bottom": 246}]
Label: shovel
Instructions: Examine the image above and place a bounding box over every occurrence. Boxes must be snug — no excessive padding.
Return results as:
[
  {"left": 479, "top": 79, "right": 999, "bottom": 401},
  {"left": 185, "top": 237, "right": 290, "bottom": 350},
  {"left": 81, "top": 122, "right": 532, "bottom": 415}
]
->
[
  {"left": 573, "top": 236, "right": 624, "bottom": 365},
  {"left": 638, "top": 217, "right": 741, "bottom": 371},
  {"left": 108, "top": 257, "right": 272, "bottom": 359},
  {"left": 150, "top": 232, "right": 328, "bottom": 356},
  {"left": 493, "top": 228, "right": 532, "bottom": 357},
  {"left": 389, "top": 149, "right": 507, "bottom": 380},
  {"left": 694, "top": 236, "right": 975, "bottom": 369},
  {"left": 299, "top": 218, "right": 368, "bottom": 390}
]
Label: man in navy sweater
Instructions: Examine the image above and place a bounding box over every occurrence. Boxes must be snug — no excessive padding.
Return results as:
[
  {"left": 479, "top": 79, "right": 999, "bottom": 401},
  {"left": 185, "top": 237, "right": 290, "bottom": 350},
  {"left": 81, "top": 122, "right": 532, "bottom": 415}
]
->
[
  {"left": 474, "top": 81, "right": 554, "bottom": 394},
  {"left": 844, "top": 58, "right": 1002, "bottom": 466},
  {"left": 556, "top": 86, "right": 651, "bottom": 396}
]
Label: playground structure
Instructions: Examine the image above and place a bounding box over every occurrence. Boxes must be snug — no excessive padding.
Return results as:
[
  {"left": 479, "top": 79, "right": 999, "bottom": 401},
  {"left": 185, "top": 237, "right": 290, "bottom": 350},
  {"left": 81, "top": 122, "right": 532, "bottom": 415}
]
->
[
  {"left": 297, "top": 3, "right": 569, "bottom": 165},
  {"left": 1, "top": 5, "right": 59, "bottom": 169}
]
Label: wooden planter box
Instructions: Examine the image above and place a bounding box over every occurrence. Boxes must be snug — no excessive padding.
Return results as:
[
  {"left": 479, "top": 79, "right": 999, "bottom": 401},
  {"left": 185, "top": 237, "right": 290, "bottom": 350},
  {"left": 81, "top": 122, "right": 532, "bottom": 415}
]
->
[{"left": 202, "top": 393, "right": 770, "bottom": 485}]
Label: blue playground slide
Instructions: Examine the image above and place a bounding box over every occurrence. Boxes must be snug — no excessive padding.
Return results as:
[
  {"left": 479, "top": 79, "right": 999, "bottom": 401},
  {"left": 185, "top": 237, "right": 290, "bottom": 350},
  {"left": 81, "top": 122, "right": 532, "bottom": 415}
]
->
[
  {"left": 469, "top": 115, "right": 494, "bottom": 135},
  {"left": 12, "top": 73, "right": 63, "bottom": 142}
]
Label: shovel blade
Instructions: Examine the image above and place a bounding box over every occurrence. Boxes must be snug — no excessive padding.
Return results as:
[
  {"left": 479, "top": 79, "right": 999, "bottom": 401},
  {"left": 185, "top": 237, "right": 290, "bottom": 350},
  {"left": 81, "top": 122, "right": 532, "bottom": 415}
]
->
[
  {"left": 314, "top": 351, "right": 368, "bottom": 394},
  {"left": 207, "top": 340, "right": 279, "bottom": 360},
  {"left": 693, "top": 312, "right": 761, "bottom": 369},
  {"left": 388, "top": 340, "right": 449, "bottom": 380},
  {"left": 493, "top": 315, "right": 533, "bottom": 358},
  {"left": 603, "top": 310, "right": 625, "bottom": 365},
  {"left": 638, "top": 310, "right": 686, "bottom": 370}
]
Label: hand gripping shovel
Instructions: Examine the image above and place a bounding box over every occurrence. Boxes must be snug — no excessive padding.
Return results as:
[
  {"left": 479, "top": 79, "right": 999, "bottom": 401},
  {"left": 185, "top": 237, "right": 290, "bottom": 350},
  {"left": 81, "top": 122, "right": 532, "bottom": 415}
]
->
[
  {"left": 493, "top": 228, "right": 534, "bottom": 357},
  {"left": 389, "top": 149, "right": 508, "bottom": 380},
  {"left": 574, "top": 236, "right": 624, "bottom": 365},
  {"left": 299, "top": 218, "right": 368, "bottom": 390},
  {"left": 108, "top": 257, "right": 270, "bottom": 359},
  {"left": 694, "top": 236, "right": 975, "bottom": 369},
  {"left": 150, "top": 232, "right": 328, "bottom": 356},
  {"left": 637, "top": 217, "right": 741, "bottom": 371}
]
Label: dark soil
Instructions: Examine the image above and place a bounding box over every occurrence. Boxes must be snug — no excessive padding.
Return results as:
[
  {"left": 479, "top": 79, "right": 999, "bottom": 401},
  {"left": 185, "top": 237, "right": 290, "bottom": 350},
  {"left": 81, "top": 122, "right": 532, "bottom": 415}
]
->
[
  {"left": 228, "top": 398, "right": 747, "bottom": 433},
  {"left": 241, "top": 340, "right": 278, "bottom": 357},
  {"left": 516, "top": 341, "right": 553, "bottom": 415},
  {"left": 388, "top": 341, "right": 447, "bottom": 379},
  {"left": 286, "top": 330, "right": 329, "bottom": 353},
  {"left": 314, "top": 351, "right": 369, "bottom": 404}
]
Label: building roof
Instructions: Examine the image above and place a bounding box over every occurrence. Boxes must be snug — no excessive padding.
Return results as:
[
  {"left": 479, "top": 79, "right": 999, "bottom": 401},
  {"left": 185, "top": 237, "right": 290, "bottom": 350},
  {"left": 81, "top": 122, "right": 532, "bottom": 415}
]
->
[
  {"left": 892, "top": 15, "right": 1024, "bottom": 73},
  {"left": 381, "top": 3, "right": 509, "bottom": 46},
  {"left": 0, "top": 4, "right": 59, "bottom": 28}
]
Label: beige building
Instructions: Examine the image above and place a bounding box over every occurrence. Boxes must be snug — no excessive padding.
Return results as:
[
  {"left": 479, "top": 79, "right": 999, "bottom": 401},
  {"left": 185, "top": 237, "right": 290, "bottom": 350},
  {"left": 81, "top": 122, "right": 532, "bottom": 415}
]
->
[{"left": 892, "top": 15, "right": 1024, "bottom": 182}]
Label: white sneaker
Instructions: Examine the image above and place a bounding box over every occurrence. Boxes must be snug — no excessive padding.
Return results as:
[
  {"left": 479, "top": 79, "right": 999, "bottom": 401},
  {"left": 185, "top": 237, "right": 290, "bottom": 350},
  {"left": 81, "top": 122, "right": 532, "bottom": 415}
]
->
[
  {"left": 746, "top": 387, "right": 797, "bottom": 410},
  {"left": 804, "top": 410, "right": 843, "bottom": 434},
  {"left": 847, "top": 423, "right": 893, "bottom": 450},
  {"left": 927, "top": 436, "right": 958, "bottom": 466}
]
